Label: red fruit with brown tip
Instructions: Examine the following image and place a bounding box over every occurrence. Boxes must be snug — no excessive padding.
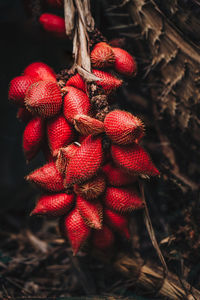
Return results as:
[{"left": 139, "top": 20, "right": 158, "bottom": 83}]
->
[
  {"left": 77, "top": 196, "right": 103, "bottom": 229},
  {"left": 91, "top": 42, "right": 115, "bottom": 68},
  {"left": 74, "top": 114, "right": 105, "bottom": 136},
  {"left": 65, "top": 135, "right": 103, "bottom": 186},
  {"left": 56, "top": 143, "right": 79, "bottom": 174},
  {"left": 93, "top": 225, "right": 114, "bottom": 250},
  {"left": 24, "top": 62, "right": 56, "bottom": 82},
  {"left": 104, "top": 110, "right": 144, "bottom": 145},
  {"left": 63, "top": 86, "right": 91, "bottom": 124},
  {"left": 31, "top": 193, "right": 74, "bottom": 217},
  {"left": 102, "top": 163, "right": 136, "bottom": 187},
  {"left": 17, "top": 107, "right": 32, "bottom": 123},
  {"left": 47, "top": 115, "right": 74, "bottom": 157},
  {"left": 112, "top": 47, "right": 137, "bottom": 77},
  {"left": 26, "top": 162, "right": 64, "bottom": 192},
  {"left": 104, "top": 209, "right": 130, "bottom": 239},
  {"left": 25, "top": 81, "right": 62, "bottom": 118},
  {"left": 46, "top": 0, "right": 63, "bottom": 8},
  {"left": 93, "top": 69, "right": 123, "bottom": 94},
  {"left": 8, "top": 75, "right": 36, "bottom": 106},
  {"left": 66, "top": 74, "right": 86, "bottom": 92},
  {"left": 105, "top": 187, "right": 143, "bottom": 213},
  {"left": 23, "top": 117, "right": 44, "bottom": 161},
  {"left": 111, "top": 144, "right": 160, "bottom": 177},
  {"left": 62, "top": 208, "right": 91, "bottom": 255},
  {"left": 39, "top": 13, "right": 66, "bottom": 38}
]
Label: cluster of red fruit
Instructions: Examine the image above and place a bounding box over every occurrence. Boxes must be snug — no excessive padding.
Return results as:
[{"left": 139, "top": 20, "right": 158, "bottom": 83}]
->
[{"left": 8, "top": 39, "right": 159, "bottom": 255}]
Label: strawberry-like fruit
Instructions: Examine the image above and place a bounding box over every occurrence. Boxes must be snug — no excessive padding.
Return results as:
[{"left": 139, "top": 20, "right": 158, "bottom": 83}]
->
[
  {"left": 39, "top": 13, "right": 66, "bottom": 38},
  {"left": 66, "top": 73, "right": 86, "bottom": 92},
  {"left": 111, "top": 144, "right": 160, "bottom": 177},
  {"left": 102, "top": 163, "right": 136, "bottom": 187},
  {"left": 77, "top": 196, "right": 103, "bottom": 229},
  {"left": 56, "top": 143, "right": 79, "bottom": 174},
  {"left": 26, "top": 162, "right": 64, "bottom": 192},
  {"left": 93, "top": 69, "right": 123, "bottom": 94},
  {"left": 112, "top": 47, "right": 137, "bottom": 77},
  {"left": 104, "top": 208, "right": 130, "bottom": 239},
  {"left": 105, "top": 187, "right": 143, "bottom": 213},
  {"left": 74, "top": 114, "right": 104, "bottom": 136},
  {"left": 47, "top": 115, "right": 74, "bottom": 156},
  {"left": 17, "top": 107, "right": 32, "bottom": 123},
  {"left": 23, "top": 117, "right": 44, "bottom": 161},
  {"left": 93, "top": 225, "right": 114, "bottom": 250},
  {"left": 31, "top": 193, "right": 74, "bottom": 217},
  {"left": 104, "top": 110, "right": 144, "bottom": 145},
  {"left": 91, "top": 42, "right": 115, "bottom": 68},
  {"left": 63, "top": 86, "right": 91, "bottom": 123},
  {"left": 65, "top": 135, "right": 103, "bottom": 186},
  {"left": 25, "top": 81, "right": 62, "bottom": 118},
  {"left": 24, "top": 62, "right": 56, "bottom": 82}
]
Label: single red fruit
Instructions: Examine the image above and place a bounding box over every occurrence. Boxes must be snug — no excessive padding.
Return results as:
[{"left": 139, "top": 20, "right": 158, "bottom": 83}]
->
[
  {"left": 111, "top": 144, "right": 160, "bottom": 177},
  {"left": 104, "top": 208, "right": 130, "bottom": 239},
  {"left": 31, "top": 193, "right": 74, "bottom": 217},
  {"left": 93, "top": 69, "right": 123, "bottom": 94},
  {"left": 26, "top": 162, "right": 64, "bottom": 192},
  {"left": 63, "top": 86, "right": 91, "bottom": 123},
  {"left": 47, "top": 115, "right": 74, "bottom": 156},
  {"left": 65, "top": 135, "right": 103, "bottom": 186},
  {"left": 17, "top": 107, "right": 32, "bottom": 123},
  {"left": 46, "top": 0, "right": 63, "bottom": 8},
  {"left": 104, "top": 187, "right": 144, "bottom": 213},
  {"left": 25, "top": 81, "right": 62, "bottom": 118},
  {"left": 39, "top": 13, "right": 66, "bottom": 38},
  {"left": 104, "top": 110, "right": 144, "bottom": 145},
  {"left": 91, "top": 42, "right": 115, "bottom": 68},
  {"left": 93, "top": 225, "right": 114, "bottom": 250},
  {"left": 56, "top": 143, "right": 79, "bottom": 174},
  {"left": 112, "top": 47, "right": 137, "bottom": 77},
  {"left": 23, "top": 117, "right": 44, "bottom": 161},
  {"left": 74, "top": 114, "right": 105, "bottom": 136},
  {"left": 66, "top": 73, "right": 86, "bottom": 92},
  {"left": 102, "top": 163, "right": 136, "bottom": 187},
  {"left": 24, "top": 62, "right": 56, "bottom": 82},
  {"left": 77, "top": 196, "right": 103, "bottom": 229},
  {"left": 8, "top": 75, "right": 35, "bottom": 106}
]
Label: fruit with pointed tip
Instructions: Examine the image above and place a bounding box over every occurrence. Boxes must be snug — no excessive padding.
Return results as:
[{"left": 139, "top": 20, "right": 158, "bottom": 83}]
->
[
  {"left": 56, "top": 143, "right": 79, "bottom": 174},
  {"left": 24, "top": 62, "right": 56, "bottom": 82},
  {"left": 74, "top": 114, "right": 105, "bottom": 136},
  {"left": 66, "top": 73, "right": 86, "bottom": 92},
  {"left": 39, "top": 13, "right": 66, "bottom": 38},
  {"left": 104, "top": 209, "right": 130, "bottom": 239},
  {"left": 93, "top": 225, "right": 114, "bottom": 250},
  {"left": 112, "top": 47, "right": 137, "bottom": 77},
  {"left": 91, "top": 42, "right": 115, "bottom": 68},
  {"left": 93, "top": 69, "right": 123, "bottom": 94},
  {"left": 102, "top": 163, "right": 136, "bottom": 187}
]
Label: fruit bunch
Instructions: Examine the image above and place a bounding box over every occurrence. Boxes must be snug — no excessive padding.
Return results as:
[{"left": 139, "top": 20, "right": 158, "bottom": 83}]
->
[{"left": 8, "top": 41, "right": 159, "bottom": 255}]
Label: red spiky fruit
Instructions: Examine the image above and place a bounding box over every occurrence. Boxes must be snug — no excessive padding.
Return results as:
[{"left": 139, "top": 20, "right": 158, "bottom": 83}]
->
[
  {"left": 62, "top": 208, "right": 91, "bottom": 255},
  {"left": 104, "top": 110, "right": 144, "bottom": 145},
  {"left": 74, "top": 114, "right": 104, "bottom": 136},
  {"left": 77, "top": 196, "right": 103, "bottom": 229},
  {"left": 26, "top": 162, "right": 64, "bottom": 192},
  {"left": 31, "top": 193, "right": 74, "bottom": 217},
  {"left": 47, "top": 115, "right": 74, "bottom": 156},
  {"left": 93, "top": 225, "right": 114, "bottom": 250},
  {"left": 17, "top": 107, "right": 32, "bottom": 123},
  {"left": 24, "top": 62, "right": 56, "bottom": 82},
  {"left": 104, "top": 209, "right": 130, "bottom": 239},
  {"left": 39, "top": 13, "right": 66, "bottom": 38},
  {"left": 8, "top": 75, "right": 36, "bottom": 106},
  {"left": 63, "top": 86, "right": 91, "bottom": 123},
  {"left": 91, "top": 42, "right": 115, "bottom": 68},
  {"left": 23, "top": 117, "right": 44, "bottom": 161},
  {"left": 56, "top": 143, "right": 79, "bottom": 174},
  {"left": 93, "top": 69, "right": 123, "bottom": 94},
  {"left": 66, "top": 73, "right": 86, "bottom": 92},
  {"left": 112, "top": 47, "right": 137, "bottom": 77},
  {"left": 102, "top": 163, "right": 136, "bottom": 187},
  {"left": 46, "top": 0, "right": 63, "bottom": 7},
  {"left": 111, "top": 144, "right": 160, "bottom": 177},
  {"left": 25, "top": 81, "right": 62, "bottom": 118},
  {"left": 65, "top": 135, "right": 103, "bottom": 186},
  {"left": 105, "top": 187, "right": 143, "bottom": 213},
  {"left": 74, "top": 174, "right": 106, "bottom": 200}
]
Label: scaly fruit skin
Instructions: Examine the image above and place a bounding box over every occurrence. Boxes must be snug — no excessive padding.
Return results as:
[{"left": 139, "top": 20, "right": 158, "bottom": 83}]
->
[
  {"left": 66, "top": 74, "right": 86, "bottom": 92},
  {"left": 24, "top": 62, "right": 57, "bottom": 82},
  {"left": 102, "top": 163, "right": 136, "bottom": 187},
  {"left": 56, "top": 144, "right": 79, "bottom": 174},
  {"left": 17, "top": 107, "right": 32, "bottom": 123},
  {"left": 93, "top": 69, "right": 123, "bottom": 94},
  {"left": 105, "top": 187, "right": 144, "bottom": 213},
  {"left": 25, "top": 81, "right": 62, "bottom": 118},
  {"left": 104, "top": 110, "right": 144, "bottom": 145},
  {"left": 46, "top": 0, "right": 63, "bottom": 8},
  {"left": 23, "top": 117, "right": 44, "bottom": 161},
  {"left": 74, "top": 174, "right": 106, "bottom": 200},
  {"left": 104, "top": 209, "right": 130, "bottom": 239},
  {"left": 62, "top": 208, "right": 91, "bottom": 255},
  {"left": 63, "top": 86, "right": 91, "bottom": 124},
  {"left": 77, "top": 196, "right": 103, "bottom": 229},
  {"left": 39, "top": 13, "right": 66, "bottom": 38},
  {"left": 8, "top": 75, "right": 35, "bottom": 106},
  {"left": 65, "top": 135, "right": 103, "bottom": 186},
  {"left": 91, "top": 42, "right": 115, "bottom": 68},
  {"left": 31, "top": 193, "right": 74, "bottom": 217},
  {"left": 111, "top": 144, "right": 160, "bottom": 177},
  {"left": 93, "top": 225, "right": 114, "bottom": 250},
  {"left": 112, "top": 47, "right": 137, "bottom": 77},
  {"left": 47, "top": 115, "right": 74, "bottom": 156},
  {"left": 74, "top": 114, "right": 105, "bottom": 136},
  {"left": 26, "top": 162, "right": 64, "bottom": 192}
]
